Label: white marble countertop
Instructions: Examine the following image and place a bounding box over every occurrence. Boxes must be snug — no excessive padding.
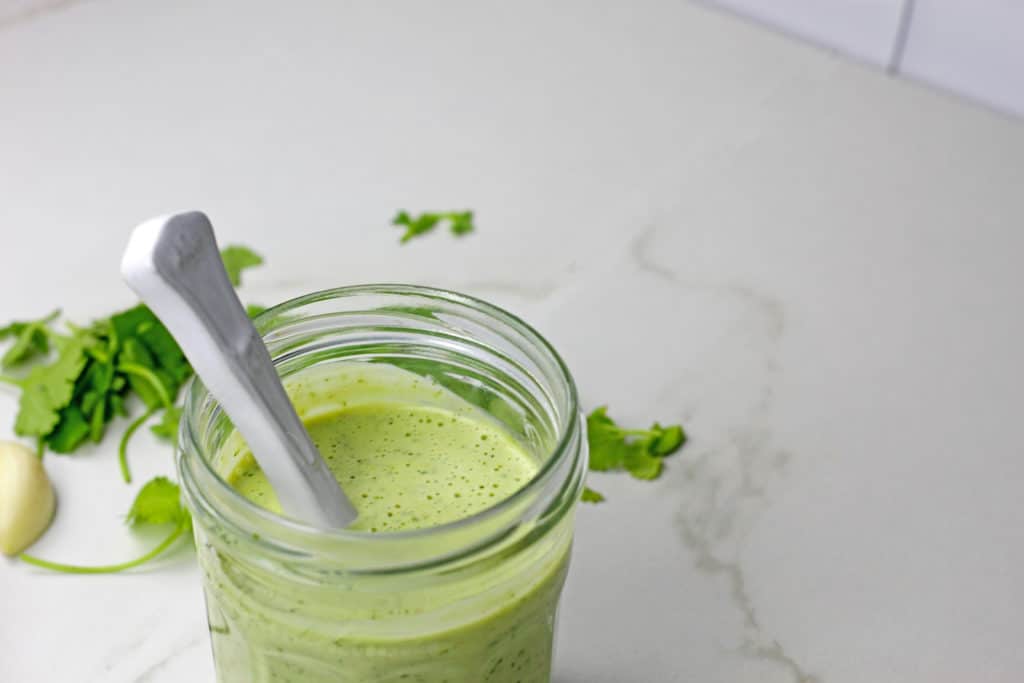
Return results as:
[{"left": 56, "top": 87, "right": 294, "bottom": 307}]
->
[{"left": 3, "top": 1, "right": 1023, "bottom": 682}]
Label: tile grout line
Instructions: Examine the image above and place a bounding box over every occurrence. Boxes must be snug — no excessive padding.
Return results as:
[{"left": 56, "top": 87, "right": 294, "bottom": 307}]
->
[{"left": 887, "top": 0, "right": 917, "bottom": 74}]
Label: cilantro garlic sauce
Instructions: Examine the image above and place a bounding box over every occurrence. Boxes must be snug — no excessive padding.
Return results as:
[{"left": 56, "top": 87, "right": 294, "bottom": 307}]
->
[
  {"left": 203, "top": 362, "right": 571, "bottom": 682},
  {"left": 230, "top": 402, "right": 536, "bottom": 532}
]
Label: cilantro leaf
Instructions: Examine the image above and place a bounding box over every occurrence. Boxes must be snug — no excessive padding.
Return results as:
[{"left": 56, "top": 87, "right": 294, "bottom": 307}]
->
[
  {"left": 127, "top": 476, "right": 189, "bottom": 528},
  {"left": 0, "top": 310, "right": 60, "bottom": 368},
  {"left": 135, "top": 318, "right": 191, "bottom": 385},
  {"left": 245, "top": 303, "right": 267, "bottom": 318},
  {"left": 623, "top": 445, "right": 663, "bottom": 480},
  {"left": 19, "top": 476, "right": 192, "bottom": 574},
  {"left": 45, "top": 404, "right": 91, "bottom": 453},
  {"left": 118, "top": 338, "right": 171, "bottom": 409},
  {"left": 70, "top": 357, "right": 117, "bottom": 445},
  {"left": 111, "top": 305, "right": 190, "bottom": 384},
  {"left": 84, "top": 362, "right": 115, "bottom": 442},
  {"left": 3, "top": 327, "right": 48, "bottom": 368},
  {"left": 393, "top": 210, "right": 440, "bottom": 242},
  {"left": 447, "top": 211, "right": 475, "bottom": 236},
  {"left": 650, "top": 423, "right": 686, "bottom": 456},
  {"left": 581, "top": 486, "right": 605, "bottom": 503},
  {"left": 585, "top": 407, "right": 630, "bottom": 471},
  {"left": 585, "top": 406, "right": 687, "bottom": 491},
  {"left": 220, "top": 246, "right": 264, "bottom": 286},
  {"left": 13, "top": 339, "right": 87, "bottom": 437},
  {"left": 111, "top": 306, "right": 190, "bottom": 410},
  {"left": 108, "top": 393, "right": 127, "bottom": 417},
  {"left": 0, "top": 311, "right": 59, "bottom": 341},
  {"left": 109, "top": 304, "right": 156, "bottom": 347},
  {"left": 392, "top": 210, "right": 476, "bottom": 243},
  {"left": 150, "top": 405, "right": 182, "bottom": 447}
]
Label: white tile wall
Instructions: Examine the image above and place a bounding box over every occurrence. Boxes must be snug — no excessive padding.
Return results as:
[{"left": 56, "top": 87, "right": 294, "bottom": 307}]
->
[
  {"left": 899, "top": 1, "right": 1024, "bottom": 117},
  {"left": 699, "top": 0, "right": 1024, "bottom": 119},
  {"left": 701, "top": 0, "right": 907, "bottom": 66}
]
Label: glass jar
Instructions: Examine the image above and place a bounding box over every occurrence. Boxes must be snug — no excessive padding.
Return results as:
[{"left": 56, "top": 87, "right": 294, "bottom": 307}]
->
[{"left": 178, "top": 284, "right": 587, "bottom": 683}]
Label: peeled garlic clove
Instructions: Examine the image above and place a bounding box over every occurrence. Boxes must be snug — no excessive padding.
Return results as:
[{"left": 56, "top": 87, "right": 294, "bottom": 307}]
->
[{"left": 0, "top": 441, "right": 56, "bottom": 556}]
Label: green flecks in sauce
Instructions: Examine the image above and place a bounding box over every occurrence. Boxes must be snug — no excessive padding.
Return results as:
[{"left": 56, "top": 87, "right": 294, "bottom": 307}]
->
[
  {"left": 228, "top": 402, "right": 537, "bottom": 533},
  {"left": 205, "top": 363, "right": 571, "bottom": 683}
]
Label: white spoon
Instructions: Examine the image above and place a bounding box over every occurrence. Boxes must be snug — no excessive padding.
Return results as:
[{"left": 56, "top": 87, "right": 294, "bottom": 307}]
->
[{"left": 121, "top": 211, "right": 357, "bottom": 529}]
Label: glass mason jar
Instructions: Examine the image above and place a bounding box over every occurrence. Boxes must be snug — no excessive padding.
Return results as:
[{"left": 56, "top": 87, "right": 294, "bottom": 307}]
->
[{"left": 178, "top": 284, "right": 587, "bottom": 683}]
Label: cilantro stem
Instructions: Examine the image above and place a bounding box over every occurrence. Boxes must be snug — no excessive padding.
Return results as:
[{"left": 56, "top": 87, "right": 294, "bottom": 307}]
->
[
  {"left": 0, "top": 374, "right": 19, "bottom": 387},
  {"left": 118, "top": 406, "right": 158, "bottom": 483},
  {"left": 118, "top": 363, "right": 172, "bottom": 408},
  {"left": 19, "top": 522, "right": 188, "bottom": 574}
]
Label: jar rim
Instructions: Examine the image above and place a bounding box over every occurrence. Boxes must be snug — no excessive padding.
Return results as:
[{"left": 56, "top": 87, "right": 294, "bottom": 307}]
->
[{"left": 178, "top": 283, "right": 583, "bottom": 562}]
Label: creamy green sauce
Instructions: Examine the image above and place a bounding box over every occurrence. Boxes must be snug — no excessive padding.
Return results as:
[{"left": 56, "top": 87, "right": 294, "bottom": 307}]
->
[
  {"left": 229, "top": 402, "right": 537, "bottom": 532},
  {"left": 200, "top": 363, "right": 572, "bottom": 683}
]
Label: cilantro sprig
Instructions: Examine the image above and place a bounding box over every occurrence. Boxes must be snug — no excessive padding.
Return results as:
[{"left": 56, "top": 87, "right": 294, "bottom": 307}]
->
[
  {"left": 582, "top": 406, "right": 687, "bottom": 503},
  {"left": 0, "top": 245, "right": 262, "bottom": 572},
  {"left": 220, "top": 246, "right": 264, "bottom": 286},
  {"left": 19, "top": 477, "right": 191, "bottom": 574},
  {"left": 245, "top": 303, "right": 267, "bottom": 318},
  {"left": 0, "top": 246, "right": 262, "bottom": 478},
  {"left": 392, "top": 210, "right": 475, "bottom": 243},
  {"left": 0, "top": 310, "right": 60, "bottom": 369},
  {"left": 1, "top": 305, "right": 191, "bottom": 476}
]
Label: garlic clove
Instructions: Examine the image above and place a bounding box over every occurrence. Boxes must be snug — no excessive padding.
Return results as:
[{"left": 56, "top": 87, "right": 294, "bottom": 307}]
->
[{"left": 0, "top": 441, "right": 56, "bottom": 556}]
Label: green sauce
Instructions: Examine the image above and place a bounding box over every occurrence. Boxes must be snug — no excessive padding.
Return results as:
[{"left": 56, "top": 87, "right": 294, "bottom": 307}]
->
[
  {"left": 229, "top": 402, "right": 537, "bottom": 532},
  {"left": 200, "top": 363, "right": 573, "bottom": 683}
]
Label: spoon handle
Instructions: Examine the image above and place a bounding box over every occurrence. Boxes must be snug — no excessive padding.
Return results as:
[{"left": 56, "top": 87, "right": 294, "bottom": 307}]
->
[{"left": 121, "top": 211, "right": 357, "bottom": 528}]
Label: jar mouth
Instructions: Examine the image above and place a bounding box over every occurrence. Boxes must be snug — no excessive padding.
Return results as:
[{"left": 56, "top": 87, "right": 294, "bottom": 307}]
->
[{"left": 179, "top": 284, "right": 584, "bottom": 570}]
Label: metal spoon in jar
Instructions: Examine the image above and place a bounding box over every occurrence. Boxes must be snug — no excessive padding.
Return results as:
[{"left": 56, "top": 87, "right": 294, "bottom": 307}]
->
[{"left": 121, "top": 211, "right": 357, "bottom": 529}]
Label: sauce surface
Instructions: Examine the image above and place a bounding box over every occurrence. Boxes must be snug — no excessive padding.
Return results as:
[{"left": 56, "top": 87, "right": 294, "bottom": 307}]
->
[{"left": 229, "top": 402, "right": 537, "bottom": 532}]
